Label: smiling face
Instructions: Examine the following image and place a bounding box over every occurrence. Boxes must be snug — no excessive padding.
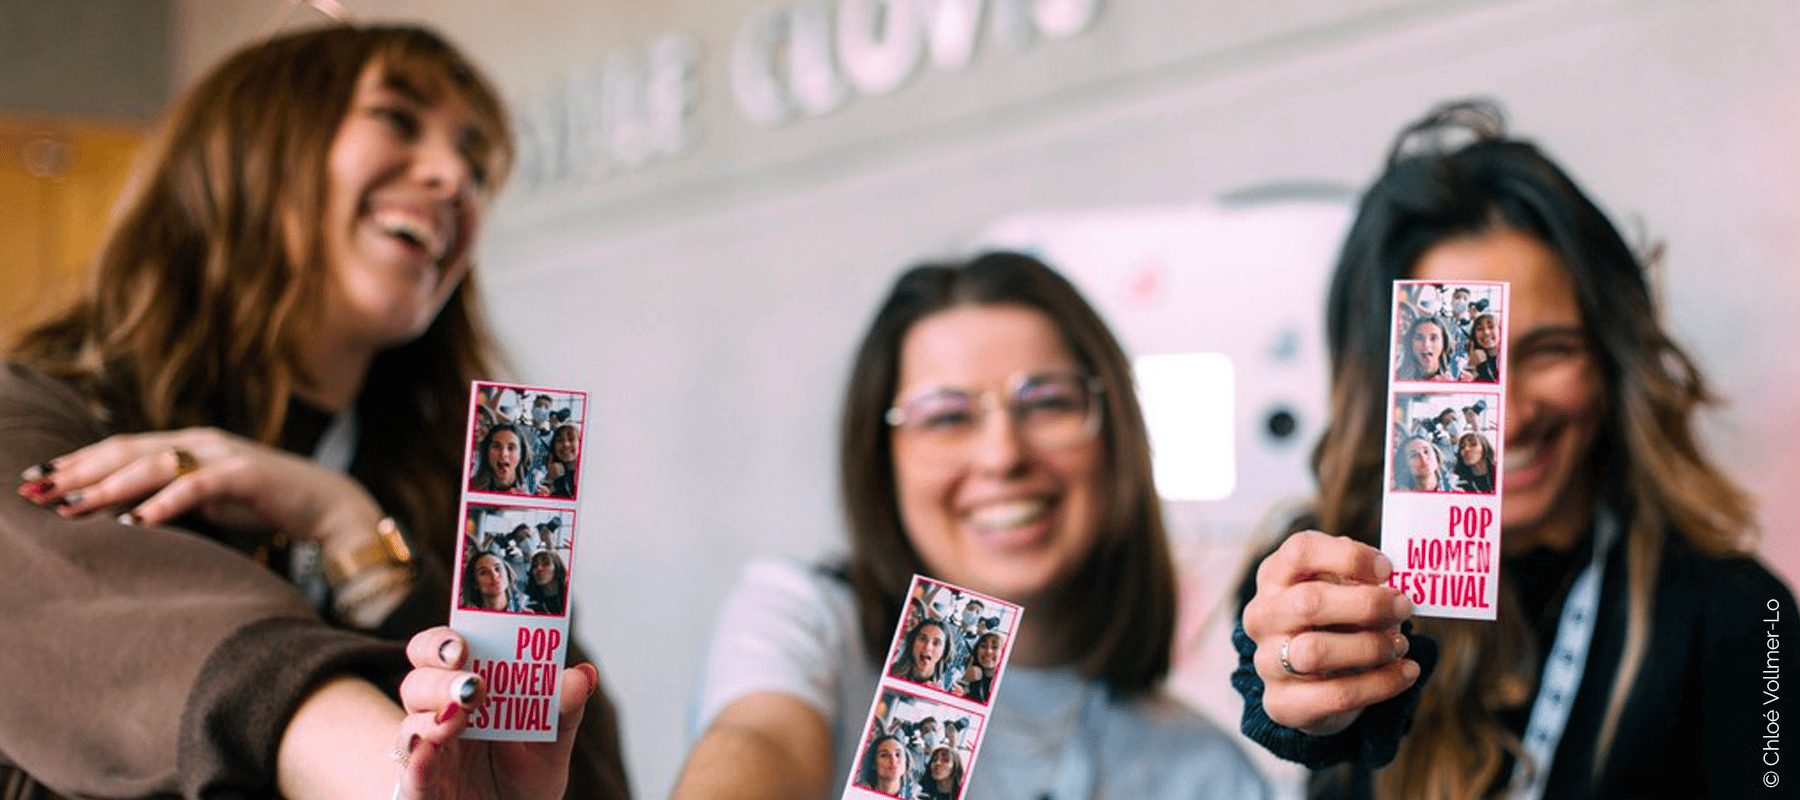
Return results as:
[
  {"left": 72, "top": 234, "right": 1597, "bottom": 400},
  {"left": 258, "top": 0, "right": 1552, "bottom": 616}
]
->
[
  {"left": 1413, "top": 227, "right": 1603, "bottom": 545},
  {"left": 1472, "top": 313, "right": 1500, "bottom": 350},
  {"left": 975, "top": 633, "right": 1002, "bottom": 670},
  {"left": 552, "top": 425, "right": 579, "bottom": 463},
  {"left": 319, "top": 60, "right": 487, "bottom": 352},
  {"left": 890, "top": 304, "right": 1102, "bottom": 607},
  {"left": 1410, "top": 319, "right": 1444, "bottom": 375}
]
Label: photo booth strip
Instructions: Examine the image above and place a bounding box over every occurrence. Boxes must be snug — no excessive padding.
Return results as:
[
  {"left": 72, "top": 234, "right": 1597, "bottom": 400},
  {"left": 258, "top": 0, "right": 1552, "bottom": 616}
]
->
[
  {"left": 842, "top": 576, "right": 1024, "bottom": 800},
  {"left": 1379, "top": 281, "right": 1509, "bottom": 620},
  {"left": 453, "top": 381, "right": 591, "bottom": 741}
]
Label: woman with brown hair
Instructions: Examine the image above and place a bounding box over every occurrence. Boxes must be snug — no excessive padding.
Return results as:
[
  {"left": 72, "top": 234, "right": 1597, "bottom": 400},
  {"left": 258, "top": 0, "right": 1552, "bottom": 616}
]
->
[
  {"left": 1, "top": 24, "right": 626, "bottom": 800},
  {"left": 1234, "top": 99, "right": 1798, "bottom": 799},
  {"left": 675, "top": 252, "right": 1266, "bottom": 800}
]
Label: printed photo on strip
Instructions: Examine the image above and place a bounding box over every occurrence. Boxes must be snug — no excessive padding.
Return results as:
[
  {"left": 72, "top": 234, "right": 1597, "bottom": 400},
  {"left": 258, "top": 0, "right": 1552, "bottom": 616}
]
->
[
  {"left": 1392, "top": 281, "right": 1506, "bottom": 384},
  {"left": 1389, "top": 392, "right": 1502, "bottom": 495},
  {"left": 886, "top": 577, "right": 1020, "bottom": 705},
  {"left": 457, "top": 502, "right": 577, "bottom": 617},
  {"left": 851, "top": 687, "right": 986, "bottom": 800},
  {"left": 467, "top": 383, "right": 589, "bottom": 500}
]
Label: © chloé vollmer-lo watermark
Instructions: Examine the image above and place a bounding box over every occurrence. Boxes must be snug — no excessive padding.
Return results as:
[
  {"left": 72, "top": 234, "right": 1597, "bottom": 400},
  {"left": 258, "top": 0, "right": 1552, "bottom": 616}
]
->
[{"left": 1763, "top": 599, "right": 1782, "bottom": 788}]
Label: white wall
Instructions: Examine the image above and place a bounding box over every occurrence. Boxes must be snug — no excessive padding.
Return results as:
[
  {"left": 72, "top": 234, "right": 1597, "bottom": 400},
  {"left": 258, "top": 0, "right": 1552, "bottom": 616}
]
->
[{"left": 168, "top": 1, "right": 1800, "bottom": 797}]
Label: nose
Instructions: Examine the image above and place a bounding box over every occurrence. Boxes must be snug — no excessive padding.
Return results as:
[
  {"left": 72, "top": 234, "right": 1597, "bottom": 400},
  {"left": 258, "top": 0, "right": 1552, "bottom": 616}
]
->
[
  {"left": 414, "top": 128, "right": 473, "bottom": 197},
  {"left": 967, "top": 398, "right": 1027, "bottom": 477}
]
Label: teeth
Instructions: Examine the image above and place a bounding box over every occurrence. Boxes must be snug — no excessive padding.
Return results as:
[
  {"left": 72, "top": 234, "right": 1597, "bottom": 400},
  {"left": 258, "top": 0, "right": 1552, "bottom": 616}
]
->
[
  {"left": 970, "top": 499, "right": 1048, "bottom": 530},
  {"left": 373, "top": 209, "right": 449, "bottom": 260},
  {"left": 1504, "top": 444, "right": 1538, "bottom": 477}
]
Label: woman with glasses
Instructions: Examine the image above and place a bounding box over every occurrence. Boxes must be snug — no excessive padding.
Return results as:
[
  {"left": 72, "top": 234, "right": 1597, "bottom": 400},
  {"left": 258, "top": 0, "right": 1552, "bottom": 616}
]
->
[{"left": 673, "top": 252, "right": 1267, "bottom": 800}]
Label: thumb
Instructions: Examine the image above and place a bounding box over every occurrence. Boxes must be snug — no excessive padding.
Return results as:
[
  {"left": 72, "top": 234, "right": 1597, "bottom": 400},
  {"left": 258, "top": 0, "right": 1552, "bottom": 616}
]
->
[{"left": 557, "top": 663, "right": 599, "bottom": 734}]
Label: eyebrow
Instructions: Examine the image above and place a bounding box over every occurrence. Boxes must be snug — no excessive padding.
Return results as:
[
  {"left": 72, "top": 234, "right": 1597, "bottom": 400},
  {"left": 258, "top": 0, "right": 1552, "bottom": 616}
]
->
[{"left": 1512, "top": 324, "right": 1588, "bottom": 349}]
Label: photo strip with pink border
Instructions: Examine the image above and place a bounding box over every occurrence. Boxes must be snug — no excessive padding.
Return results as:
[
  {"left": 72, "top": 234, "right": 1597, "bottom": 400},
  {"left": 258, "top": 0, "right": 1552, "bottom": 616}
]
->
[
  {"left": 453, "top": 381, "right": 589, "bottom": 741},
  {"left": 844, "top": 576, "right": 1023, "bottom": 800},
  {"left": 1380, "top": 281, "right": 1509, "bottom": 620}
]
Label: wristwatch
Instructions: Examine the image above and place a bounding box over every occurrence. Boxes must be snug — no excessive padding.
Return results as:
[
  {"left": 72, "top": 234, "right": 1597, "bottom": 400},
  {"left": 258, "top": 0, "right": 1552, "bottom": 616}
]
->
[{"left": 323, "top": 516, "right": 415, "bottom": 587}]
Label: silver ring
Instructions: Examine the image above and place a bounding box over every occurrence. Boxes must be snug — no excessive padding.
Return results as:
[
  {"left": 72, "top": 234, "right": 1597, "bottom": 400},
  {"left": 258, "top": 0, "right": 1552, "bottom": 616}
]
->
[
  {"left": 390, "top": 742, "right": 410, "bottom": 768},
  {"left": 1279, "top": 636, "right": 1301, "bottom": 676}
]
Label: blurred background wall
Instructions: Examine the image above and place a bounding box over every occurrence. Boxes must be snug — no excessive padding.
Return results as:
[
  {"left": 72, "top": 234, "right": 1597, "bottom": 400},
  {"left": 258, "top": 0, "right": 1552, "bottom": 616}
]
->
[{"left": 7, "top": 1, "right": 1797, "bottom": 797}]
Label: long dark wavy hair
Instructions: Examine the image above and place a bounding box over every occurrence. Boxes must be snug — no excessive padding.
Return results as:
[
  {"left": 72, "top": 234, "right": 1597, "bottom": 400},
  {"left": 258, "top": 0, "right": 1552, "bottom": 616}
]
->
[
  {"left": 10, "top": 24, "right": 514, "bottom": 564},
  {"left": 1312, "top": 99, "right": 1754, "bottom": 799},
  {"left": 839, "top": 251, "right": 1177, "bottom": 696}
]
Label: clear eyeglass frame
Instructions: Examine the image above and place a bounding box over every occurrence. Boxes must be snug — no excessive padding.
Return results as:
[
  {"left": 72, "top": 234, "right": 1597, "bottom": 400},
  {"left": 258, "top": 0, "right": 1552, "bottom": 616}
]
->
[{"left": 884, "top": 372, "right": 1105, "bottom": 454}]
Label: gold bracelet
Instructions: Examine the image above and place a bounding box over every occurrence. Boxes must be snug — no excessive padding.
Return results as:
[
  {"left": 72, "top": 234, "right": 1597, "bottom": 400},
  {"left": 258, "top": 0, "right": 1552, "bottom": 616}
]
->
[{"left": 323, "top": 516, "right": 415, "bottom": 588}]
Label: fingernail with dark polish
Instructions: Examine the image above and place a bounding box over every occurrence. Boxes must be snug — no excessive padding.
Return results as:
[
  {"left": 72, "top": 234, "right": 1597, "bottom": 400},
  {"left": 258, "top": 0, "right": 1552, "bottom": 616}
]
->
[
  {"left": 434, "top": 705, "right": 460, "bottom": 724},
  {"left": 438, "top": 638, "right": 464, "bottom": 667},
  {"left": 452, "top": 674, "right": 479, "bottom": 706},
  {"left": 117, "top": 511, "right": 142, "bottom": 526},
  {"left": 19, "top": 462, "right": 54, "bottom": 482},
  {"left": 58, "top": 492, "right": 82, "bottom": 507}
]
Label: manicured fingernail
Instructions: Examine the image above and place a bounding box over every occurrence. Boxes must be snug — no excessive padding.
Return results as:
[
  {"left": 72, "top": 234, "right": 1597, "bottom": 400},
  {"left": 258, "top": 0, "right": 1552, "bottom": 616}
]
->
[
  {"left": 20, "top": 462, "right": 53, "bottom": 481},
  {"left": 19, "top": 480, "right": 53, "bottom": 499},
  {"left": 406, "top": 733, "right": 420, "bottom": 752},
  {"left": 576, "top": 663, "right": 600, "bottom": 698},
  {"left": 452, "top": 673, "right": 479, "bottom": 706},
  {"left": 56, "top": 492, "right": 82, "bottom": 507},
  {"left": 118, "top": 511, "right": 142, "bottom": 526},
  {"left": 438, "top": 638, "right": 464, "bottom": 666},
  {"left": 434, "top": 704, "right": 460, "bottom": 724}
]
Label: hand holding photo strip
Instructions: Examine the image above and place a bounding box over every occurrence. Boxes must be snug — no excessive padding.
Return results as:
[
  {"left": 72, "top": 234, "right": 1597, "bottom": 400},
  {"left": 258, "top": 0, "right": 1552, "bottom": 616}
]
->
[
  {"left": 1381, "top": 281, "right": 1508, "bottom": 620},
  {"left": 845, "top": 576, "right": 1023, "bottom": 800},
  {"left": 452, "top": 381, "right": 590, "bottom": 741}
]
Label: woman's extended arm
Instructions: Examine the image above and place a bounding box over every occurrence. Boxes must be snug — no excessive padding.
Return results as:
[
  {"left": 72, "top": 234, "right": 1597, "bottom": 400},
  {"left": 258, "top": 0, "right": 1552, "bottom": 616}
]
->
[{"left": 672, "top": 692, "right": 834, "bottom": 800}]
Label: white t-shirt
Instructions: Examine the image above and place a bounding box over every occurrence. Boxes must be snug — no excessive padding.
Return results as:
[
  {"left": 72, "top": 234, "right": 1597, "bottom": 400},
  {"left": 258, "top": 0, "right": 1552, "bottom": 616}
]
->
[{"left": 691, "top": 557, "right": 1270, "bottom": 800}]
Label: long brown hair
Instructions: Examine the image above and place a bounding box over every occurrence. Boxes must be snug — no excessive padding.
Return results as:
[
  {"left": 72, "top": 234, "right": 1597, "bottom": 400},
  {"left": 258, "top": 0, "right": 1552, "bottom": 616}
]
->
[
  {"left": 1314, "top": 100, "right": 1754, "bottom": 798},
  {"left": 9, "top": 24, "right": 513, "bottom": 562},
  {"left": 839, "top": 251, "right": 1176, "bottom": 696}
]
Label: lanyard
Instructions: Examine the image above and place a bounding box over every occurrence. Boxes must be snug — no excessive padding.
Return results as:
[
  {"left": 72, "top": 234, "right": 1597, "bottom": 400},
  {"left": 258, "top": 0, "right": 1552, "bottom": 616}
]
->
[{"left": 1506, "top": 510, "right": 1619, "bottom": 800}]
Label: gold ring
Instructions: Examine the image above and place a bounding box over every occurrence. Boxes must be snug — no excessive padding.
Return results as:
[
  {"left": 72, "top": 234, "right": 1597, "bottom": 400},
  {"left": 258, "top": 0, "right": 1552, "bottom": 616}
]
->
[{"left": 169, "top": 447, "right": 199, "bottom": 477}]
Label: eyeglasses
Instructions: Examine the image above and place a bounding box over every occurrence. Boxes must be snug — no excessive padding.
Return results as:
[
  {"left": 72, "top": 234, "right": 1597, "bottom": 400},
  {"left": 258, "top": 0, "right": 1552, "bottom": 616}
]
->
[{"left": 886, "top": 372, "right": 1103, "bottom": 456}]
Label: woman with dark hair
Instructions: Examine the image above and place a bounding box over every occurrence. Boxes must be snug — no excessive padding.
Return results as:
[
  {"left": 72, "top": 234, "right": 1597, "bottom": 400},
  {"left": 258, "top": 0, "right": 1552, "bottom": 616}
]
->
[
  {"left": 953, "top": 632, "right": 1005, "bottom": 703},
  {"left": 916, "top": 746, "right": 964, "bottom": 800},
  {"left": 470, "top": 420, "right": 544, "bottom": 495},
  {"left": 1452, "top": 431, "right": 1495, "bottom": 494},
  {"left": 853, "top": 735, "right": 915, "bottom": 798},
  {"left": 677, "top": 252, "right": 1266, "bottom": 799},
  {"left": 1396, "top": 315, "right": 1461, "bottom": 382},
  {"left": 1, "top": 24, "right": 627, "bottom": 800},
  {"left": 546, "top": 422, "right": 581, "bottom": 498},
  {"left": 888, "top": 618, "right": 951, "bottom": 688},
  {"left": 461, "top": 551, "right": 525, "bottom": 612},
  {"left": 1234, "top": 99, "right": 1798, "bottom": 799},
  {"left": 526, "top": 548, "right": 571, "bottom": 615},
  {"left": 1466, "top": 311, "right": 1501, "bottom": 383},
  {"left": 1394, "top": 436, "right": 1451, "bottom": 493}
]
